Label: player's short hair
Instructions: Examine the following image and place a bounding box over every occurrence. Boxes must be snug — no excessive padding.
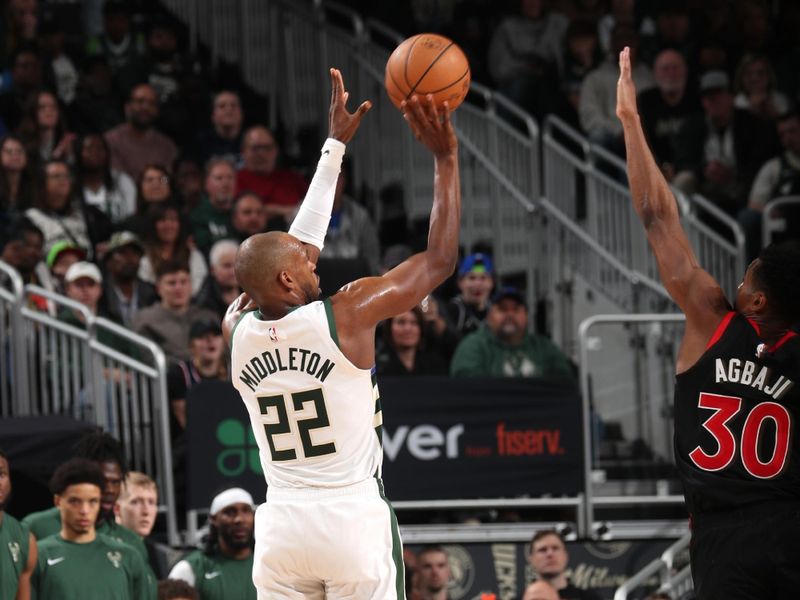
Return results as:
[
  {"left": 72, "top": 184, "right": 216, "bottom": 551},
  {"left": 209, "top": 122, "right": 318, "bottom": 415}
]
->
[
  {"left": 158, "top": 579, "right": 199, "bottom": 600},
  {"left": 530, "top": 529, "right": 565, "bottom": 548},
  {"left": 417, "top": 544, "right": 448, "bottom": 560},
  {"left": 155, "top": 257, "right": 190, "bottom": 280},
  {"left": 73, "top": 429, "right": 129, "bottom": 476},
  {"left": 119, "top": 471, "right": 157, "bottom": 501},
  {"left": 754, "top": 241, "right": 800, "bottom": 325},
  {"left": 49, "top": 458, "right": 106, "bottom": 495}
]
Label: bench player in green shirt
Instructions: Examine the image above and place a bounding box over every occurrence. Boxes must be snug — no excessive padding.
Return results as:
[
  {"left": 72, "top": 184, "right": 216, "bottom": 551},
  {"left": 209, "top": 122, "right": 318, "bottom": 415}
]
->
[
  {"left": 22, "top": 430, "right": 149, "bottom": 564},
  {"left": 168, "top": 488, "right": 256, "bottom": 600},
  {"left": 33, "top": 458, "right": 156, "bottom": 600},
  {"left": 0, "top": 450, "right": 37, "bottom": 600}
]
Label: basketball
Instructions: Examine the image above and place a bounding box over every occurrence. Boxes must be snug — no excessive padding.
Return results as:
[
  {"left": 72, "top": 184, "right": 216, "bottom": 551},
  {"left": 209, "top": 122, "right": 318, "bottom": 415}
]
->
[{"left": 384, "top": 33, "right": 471, "bottom": 111}]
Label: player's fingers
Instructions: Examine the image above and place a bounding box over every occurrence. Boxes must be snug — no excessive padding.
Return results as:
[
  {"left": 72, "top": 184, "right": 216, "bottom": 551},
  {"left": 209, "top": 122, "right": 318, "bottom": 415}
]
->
[
  {"left": 407, "top": 95, "right": 429, "bottom": 128},
  {"left": 343, "top": 91, "right": 349, "bottom": 106},
  {"left": 330, "top": 68, "right": 338, "bottom": 104},
  {"left": 425, "top": 95, "right": 442, "bottom": 129},
  {"left": 334, "top": 69, "right": 346, "bottom": 100},
  {"left": 355, "top": 100, "right": 372, "bottom": 119}
]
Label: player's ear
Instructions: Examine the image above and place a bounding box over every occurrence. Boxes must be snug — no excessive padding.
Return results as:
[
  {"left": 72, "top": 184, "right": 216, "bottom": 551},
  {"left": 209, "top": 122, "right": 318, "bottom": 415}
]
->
[
  {"left": 53, "top": 494, "right": 61, "bottom": 508},
  {"left": 278, "top": 269, "right": 294, "bottom": 289},
  {"left": 752, "top": 290, "right": 767, "bottom": 312}
]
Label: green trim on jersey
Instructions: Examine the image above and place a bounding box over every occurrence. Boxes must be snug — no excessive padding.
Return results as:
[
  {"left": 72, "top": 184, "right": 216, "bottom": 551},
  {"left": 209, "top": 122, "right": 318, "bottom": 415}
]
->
[
  {"left": 376, "top": 479, "right": 406, "bottom": 600},
  {"left": 230, "top": 308, "right": 258, "bottom": 351},
  {"left": 323, "top": 298, "right": 340, "bottom": 348}
]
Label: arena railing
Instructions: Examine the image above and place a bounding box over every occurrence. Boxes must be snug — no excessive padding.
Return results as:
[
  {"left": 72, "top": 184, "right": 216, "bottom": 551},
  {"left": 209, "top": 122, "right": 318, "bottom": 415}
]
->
[
  {"left": 0, "top": 262, "right": 28, "bottom": 416},
  {"left": 9, "top": 283, "right": 180, "bottom": 546},
  {"left": 578, "top": 314, "right": 688, "bottom": 537},
  {"left": 762, "top": 195, "right": 800, "bottom": 247},
  {"left": 613, "top": 532, "right": 692, "bottom": 600}
]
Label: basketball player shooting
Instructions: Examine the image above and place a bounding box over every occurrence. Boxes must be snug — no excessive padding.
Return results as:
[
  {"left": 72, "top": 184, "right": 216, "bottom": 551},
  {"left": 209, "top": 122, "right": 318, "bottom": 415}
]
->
[
  {"left": 222, "top": 69, "right": 459, "bottom": 599},
  {"left": 617, "top": 46, "right": 800, "bottom": 598}
]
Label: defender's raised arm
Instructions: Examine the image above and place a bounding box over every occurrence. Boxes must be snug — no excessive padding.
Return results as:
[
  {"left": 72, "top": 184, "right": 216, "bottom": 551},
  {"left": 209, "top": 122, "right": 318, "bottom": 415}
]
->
[{"left": 617, "top": 47, "right": 728, "bottom": 370}]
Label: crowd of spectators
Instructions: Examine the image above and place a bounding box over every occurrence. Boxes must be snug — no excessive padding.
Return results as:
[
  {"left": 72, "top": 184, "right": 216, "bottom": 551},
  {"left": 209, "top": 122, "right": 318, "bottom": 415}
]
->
[{"left": 5, "top": 0, "right": 793, "bottom": 598}]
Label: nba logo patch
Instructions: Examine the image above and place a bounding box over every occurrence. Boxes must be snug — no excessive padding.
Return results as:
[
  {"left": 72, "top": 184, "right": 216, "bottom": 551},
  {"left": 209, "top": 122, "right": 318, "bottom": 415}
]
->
[
  {"left": 756, "top": 343, "right": 766, "bottom": 358},
  {"left": 269, "top": 327, "right": 278, "bottom": 342}
]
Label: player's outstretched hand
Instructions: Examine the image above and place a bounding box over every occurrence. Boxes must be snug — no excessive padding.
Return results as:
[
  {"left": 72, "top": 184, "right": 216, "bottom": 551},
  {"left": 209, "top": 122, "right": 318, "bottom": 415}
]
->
[
  {"left": 616, "top": 46, "right": 638, "bottom": 124},
  {"left": 401, "top": 94, "right": 458, "bottom": 159},
  {"left": 328, "top": 68, "right": 372, "bottom": 144}
]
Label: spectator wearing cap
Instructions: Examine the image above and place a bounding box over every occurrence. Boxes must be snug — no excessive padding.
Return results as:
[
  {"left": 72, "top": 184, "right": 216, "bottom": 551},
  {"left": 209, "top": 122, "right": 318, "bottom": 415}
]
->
[
  {"left": 230, "top": 191, "right": 267, "bottom": 241},
  {"left": 60, "top": 261, "right": 105, "bottom": 319},
  {"left": 673, "top": 70, "right": 778, "bottom": 216},
  {"left": 104, "top": 84, "right": 178, "bottom": 182},
  {"left": 168, "top": 488, "right": 256, "bottom": 600},
  {"left": 46, "top": 240, "right": 85, "bottom": 293},
  {"left": 167, "top": 319, "right": 228, "bottom": 434},
  {"left": 451, "top": 287, "right": 574, "bottom": 380},
  {"left": 100, "top": 231, "right": 157, "bottom": 327},
  {"left": 190, "top": 158, "right": 236, "bottom": 256},
  {"left": 445, "top": 253, "right": 495, "bottom": 345},
  {"left": 193, "top": 239, "right": 240, "bottom": 320},
  {"left": 196, "top": 91, "right": 245, "bottom": 165},
  {"left": 131, "top": 259, "right": 218, "bottom": 363},
  {"left": 317, "top": 162, "right": 380, "bottom": 274}
]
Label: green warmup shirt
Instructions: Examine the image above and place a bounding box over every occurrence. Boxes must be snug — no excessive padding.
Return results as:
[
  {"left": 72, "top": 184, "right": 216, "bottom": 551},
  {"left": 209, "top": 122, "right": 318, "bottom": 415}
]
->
[
  {"left": 169, "top": 549, "right": 256, "bottom": 600},
  {"left": 0, "top": 513, "right": 30, "bottom": 600},
  {"left": 34, "top": 533, "right": 156, "bottom": 600},
  {"left": 22, "top": 506, "right": 149, "bottom": 565}
]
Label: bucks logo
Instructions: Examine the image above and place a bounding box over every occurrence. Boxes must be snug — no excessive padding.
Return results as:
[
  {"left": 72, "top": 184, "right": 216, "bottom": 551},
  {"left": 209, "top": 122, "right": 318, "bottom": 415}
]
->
[
  {"left": 8, "top": 542, "right": 20, "bottom": 563},
  {"left": 217, "top": 418, "right": 263, "bottom": 476},
  {"left": 107, "top": 551, "right": 122, "bottom": 568}
]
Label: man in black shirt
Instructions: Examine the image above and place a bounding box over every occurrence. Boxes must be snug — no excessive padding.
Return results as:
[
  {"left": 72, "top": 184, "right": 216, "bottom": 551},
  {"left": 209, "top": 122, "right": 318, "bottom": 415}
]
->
[
  {"left": 528, "top": 530, "right": 601, "bottom": 600},
  {"left": 618, "top": 46, "right": 800, "bottom": 599},
  {"left": 637, "top": 49, "right": 700, "bottom": 181}
]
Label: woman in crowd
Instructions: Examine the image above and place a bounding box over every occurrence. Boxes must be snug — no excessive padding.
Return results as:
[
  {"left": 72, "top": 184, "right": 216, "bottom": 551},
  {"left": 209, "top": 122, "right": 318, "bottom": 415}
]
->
[
  {"left": 734, "top": 52, "right": 790, "bottom": 121},
  {"left": 119, "top": 164, "right": 174, "bottom": 236},
  {"left": 0, "top": 134, "right": 37, "bottom": 215},
  {"left": 138, "top": 202, "right": 207, "bottom": 293},
  {"left": 24, "top": 158, "right": 111, "bottom": 258},
  {"left": 16, "top": 90, "right": 76, "bottom": 163},
  {"left": 376, "top": 305, "right": 448, "bottom": 376},
  {"left": 74, "top": 133, "right": 137, "bottom": 226}
]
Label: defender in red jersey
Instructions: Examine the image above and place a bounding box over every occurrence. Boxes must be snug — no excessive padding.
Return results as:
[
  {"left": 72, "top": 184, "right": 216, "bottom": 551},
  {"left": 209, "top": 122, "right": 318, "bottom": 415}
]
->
[{"left": 617, "top": 46, "right": 800, "bottom": 599}]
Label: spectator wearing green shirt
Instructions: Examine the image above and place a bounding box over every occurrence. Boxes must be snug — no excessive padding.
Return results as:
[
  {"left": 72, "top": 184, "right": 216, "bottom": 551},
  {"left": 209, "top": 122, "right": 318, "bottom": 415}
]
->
[
  {"left": 0, "top": 449, "right": 37, "bottom": 600},
  {"left": 33, "top": 458, "right": 155, "bottom": 600},
  {"left": 450, "top": 287, "right": 574, "bottom": 380},
  {"left": 168, "top": 488, "right": 256, "bottom": 600},
  {"left": 22, "top": 431, "right": 149, "bottom": 567},
  {"left": 190, "top": 158, "right": 236, "bottom": 256}
]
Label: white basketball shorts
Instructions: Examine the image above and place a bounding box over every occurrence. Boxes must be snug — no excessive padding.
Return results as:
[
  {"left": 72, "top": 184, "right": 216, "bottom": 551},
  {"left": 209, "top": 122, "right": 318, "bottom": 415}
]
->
[{"left": 252, "top": 477, "right": 406, "bottom": 600}]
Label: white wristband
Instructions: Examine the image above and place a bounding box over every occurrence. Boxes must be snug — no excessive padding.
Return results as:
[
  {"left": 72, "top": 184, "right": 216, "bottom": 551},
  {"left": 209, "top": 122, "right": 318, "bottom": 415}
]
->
[{"left": 288, "top": 138, "right": 346, "bottom": 250}]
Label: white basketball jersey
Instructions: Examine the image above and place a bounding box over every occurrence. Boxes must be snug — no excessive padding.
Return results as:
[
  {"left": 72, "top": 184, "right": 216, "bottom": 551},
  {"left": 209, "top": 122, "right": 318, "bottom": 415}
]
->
[{"left": 230, "top": 299, "right": 383, "bottom": 488}]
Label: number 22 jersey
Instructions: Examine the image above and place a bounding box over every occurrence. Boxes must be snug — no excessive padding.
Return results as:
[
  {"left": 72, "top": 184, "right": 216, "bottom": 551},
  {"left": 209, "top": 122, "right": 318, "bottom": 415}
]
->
[
  {"left": 675, "top": 311, "right": 800, "bottom": 515},
  {"left": 230, "top": 298, "right": 383, "bottom": 489}
]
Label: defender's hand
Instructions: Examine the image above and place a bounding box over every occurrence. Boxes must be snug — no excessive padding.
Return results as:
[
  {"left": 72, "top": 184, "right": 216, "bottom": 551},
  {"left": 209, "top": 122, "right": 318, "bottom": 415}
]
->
[
  {"left": 616, "top": 46, "right": 639, "bottom": 123},
  {"left": 401, "top": 95, "right": 458, "bottom": 159},
  {"left": 328, "top": 68, "right": 372, "bottom": 144}
]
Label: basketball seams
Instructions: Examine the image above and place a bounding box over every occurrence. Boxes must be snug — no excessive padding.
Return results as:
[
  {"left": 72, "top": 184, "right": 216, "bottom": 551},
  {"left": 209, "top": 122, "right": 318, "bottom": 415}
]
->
[
  {"left": 414, "top": 66, "right": 470, "bottom": 95},
  {"left": 402, "top": 34, "right": 422, "bottom": 90},
  {"left": 407, "top": 41, "right": 455, "bottom": 100}
]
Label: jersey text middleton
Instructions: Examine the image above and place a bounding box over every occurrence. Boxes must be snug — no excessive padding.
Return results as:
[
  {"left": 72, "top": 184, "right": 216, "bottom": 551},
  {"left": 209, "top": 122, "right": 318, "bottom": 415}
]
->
[{"left": 239, "top": 347, "right": 337, "bottom": 391}]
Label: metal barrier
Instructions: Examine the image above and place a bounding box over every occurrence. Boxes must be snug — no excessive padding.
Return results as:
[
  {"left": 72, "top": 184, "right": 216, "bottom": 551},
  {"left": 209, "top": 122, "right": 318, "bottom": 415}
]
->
[
  {"left": 762, "top": 195, "right": 800, "bottom": 246},
  {"left": 0, "top": 262, "right": 28, "bottom": 416},
  {"left": 578, "top": 313, "right": 687, "bottom": 535},
  {"left": 8, "top": 283, "right": 179, "bottom": 545},
  {"left": 613, "top": 532, "right": 692, "bottom": 600}
]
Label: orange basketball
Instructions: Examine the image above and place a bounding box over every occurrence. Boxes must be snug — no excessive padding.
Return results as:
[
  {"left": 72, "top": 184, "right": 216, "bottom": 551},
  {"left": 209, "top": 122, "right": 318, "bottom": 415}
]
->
[{"left": 384, "top": 33, "right": 471, "bottom": 111}]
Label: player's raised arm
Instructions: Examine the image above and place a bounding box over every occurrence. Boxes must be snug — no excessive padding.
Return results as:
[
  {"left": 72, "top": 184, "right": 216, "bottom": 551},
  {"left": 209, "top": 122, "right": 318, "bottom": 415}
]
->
[
  {"left": 332, "top": 95, "right": 460, "bottom": 327},
  {"left": 289, "top": 68, "right": 372, "bottom": 264},
  {"left": 617, "top": 47, "right": 728, "bottom": 367}
]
